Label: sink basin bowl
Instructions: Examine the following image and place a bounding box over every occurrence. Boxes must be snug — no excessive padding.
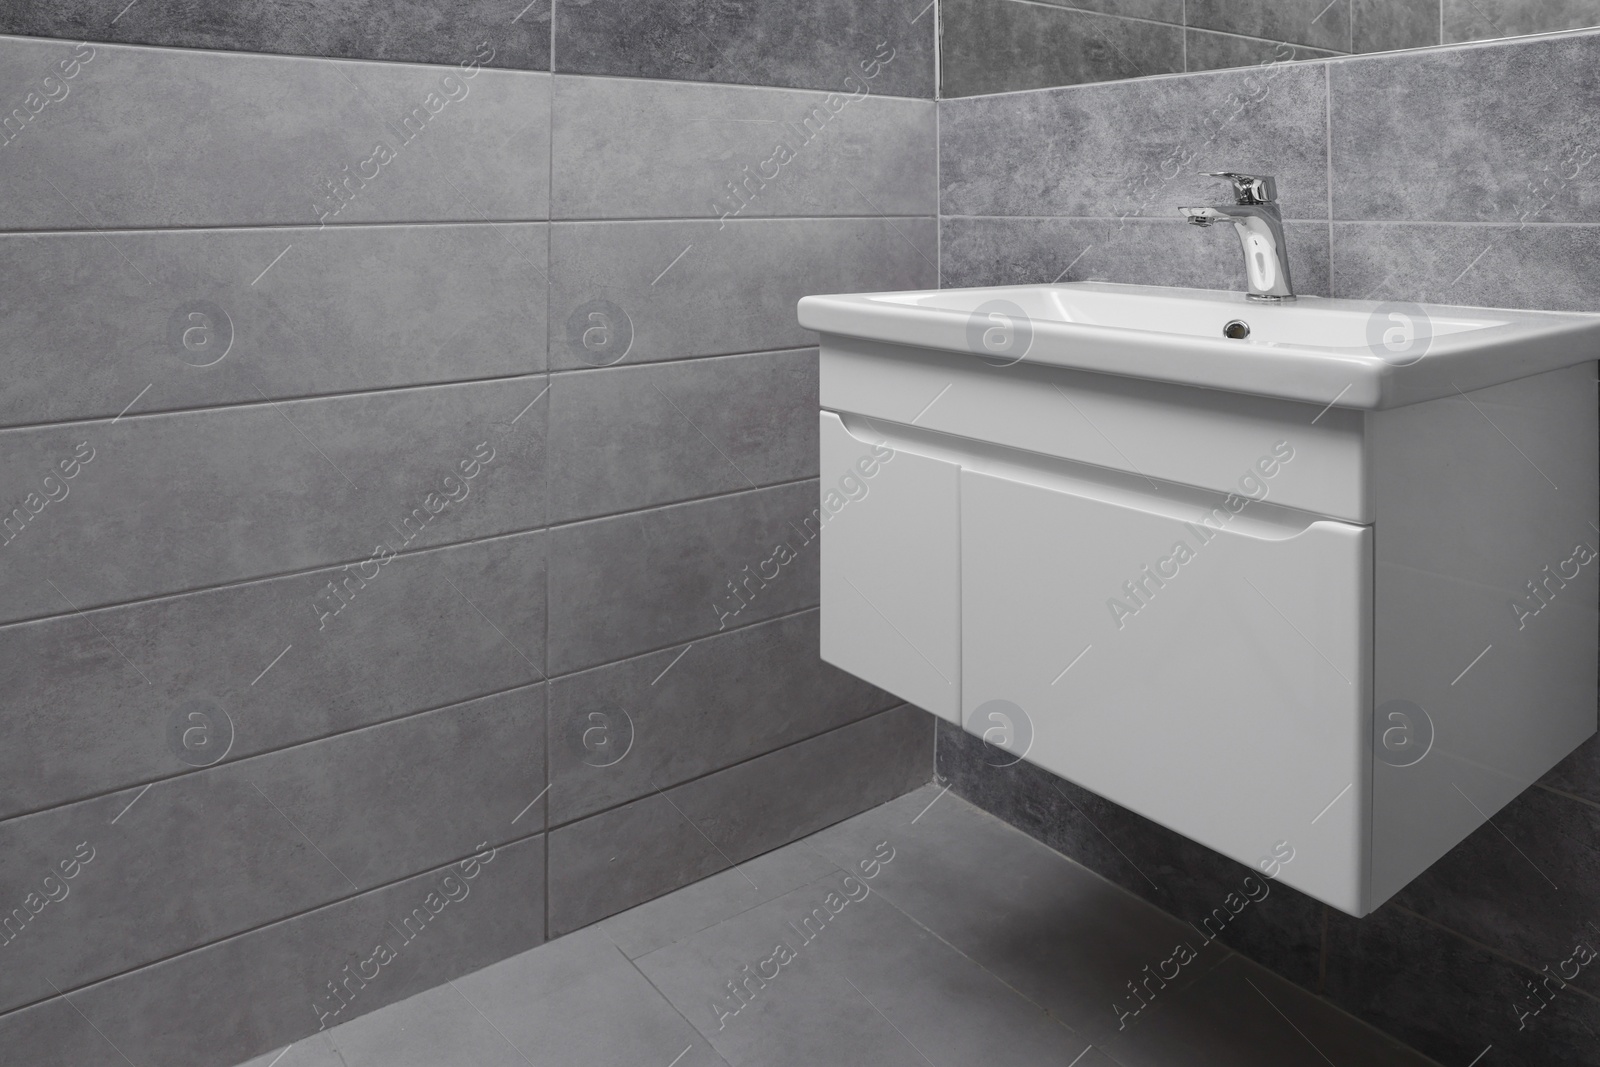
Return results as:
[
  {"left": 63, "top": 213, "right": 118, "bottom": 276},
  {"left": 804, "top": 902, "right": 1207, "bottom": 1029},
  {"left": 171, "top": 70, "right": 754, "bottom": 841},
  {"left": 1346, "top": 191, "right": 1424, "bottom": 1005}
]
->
[{"left": 798, "top": 281, "right": 1600, "bottom": 409}]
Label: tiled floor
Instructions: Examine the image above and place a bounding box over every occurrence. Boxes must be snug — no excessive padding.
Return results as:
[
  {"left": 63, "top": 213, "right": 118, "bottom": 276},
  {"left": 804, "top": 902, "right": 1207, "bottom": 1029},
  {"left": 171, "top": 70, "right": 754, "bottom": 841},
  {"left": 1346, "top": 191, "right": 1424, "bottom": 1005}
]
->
[{"left": 237, "top": 785, "right": 1437, "bottom": 1067}]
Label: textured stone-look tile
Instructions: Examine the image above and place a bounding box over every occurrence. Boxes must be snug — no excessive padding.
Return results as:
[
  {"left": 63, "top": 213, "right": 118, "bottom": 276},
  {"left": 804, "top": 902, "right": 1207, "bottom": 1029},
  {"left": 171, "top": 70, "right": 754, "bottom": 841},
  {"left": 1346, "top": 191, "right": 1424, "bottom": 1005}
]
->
[
  {"left": 940, "top": 61, "right": 1329, "bottom": 219},
  {"left": 1330, "top": 32, "right": 1600, "bottom": 223},
  {"left": 633, "top": 866, "right": 1089, "bottom": 1067},
  {"left": 547, "top": 480, "right": 822, "bottom": 674},
  {"left": 0, "top": 37, "right": 549, "bottom": 229},
  {"left": 1185, "top": 31, "right": 1338, "bottom": 74},
  {"left": 1035, "top": 0, "right": 1184, "bottom": 20},
  {"left": 0, "top": 687, "right": 540, "bottom": 1013},
  {"left": 552, "top": 0, "right": 935, "bottom": 98},
  {"left": 940, "top": 0, "right": 1183, "bottom": 98},
  {"left": 552, "top": 76, "right": 935, "bottom": 220},
  {"left": 0, "top": 531, "right": 544, "bottom": 819},
  {"left": 546, "top": 704, "right": 930, "bottom": 934},
  {"left": 0, "top": 375, "right": 547, "bottom": 623},
  {"left": 1324, "top": 902, "right": 1600, "bottom": 1067},
  {"left": 1541, "top": 732, "right": 1600, "bottom": 806},
  {"left": 548, "top": 217, "right": 937, "bottom": 370},
  {"left": 1444, "top": 0, "right": 1600, "bottom": 43},
  {"left": 940, "top": 216, "right": 1332, "bottom": 298},
  {"left": 0, "top": 223, "right": 547, "bottom": 428},
  {"left": 1352, "top": 0, "right": 1441, "bottom": 53},
  {"left": 549, "top": 610, "right": 897, "bottom": 824},
  {"left": 0, "top": 2, "right": 552, "bottom": 70},
  {"left": 1187, "top": 0, "right": 1351, "bottom": 51},
  {"left": 52, "top": 836, "right": 544, "bottom": 1067},
  {"left": 1329, "top": 221, "right": 1600, "bottom": 310},
  {"left": 548, "top": 349, "right": 818, "bottom": 524},
  {"left": 0, "top": 995, "right": 126, "bottom": 1067}
]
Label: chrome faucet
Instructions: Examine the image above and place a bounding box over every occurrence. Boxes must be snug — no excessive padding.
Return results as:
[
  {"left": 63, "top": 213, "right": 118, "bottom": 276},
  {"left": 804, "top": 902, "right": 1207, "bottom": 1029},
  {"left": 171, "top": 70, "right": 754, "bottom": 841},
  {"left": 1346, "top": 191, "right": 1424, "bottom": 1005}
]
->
[{"left": 1180, "top": 172, "right": 1295, "bottom": 301}]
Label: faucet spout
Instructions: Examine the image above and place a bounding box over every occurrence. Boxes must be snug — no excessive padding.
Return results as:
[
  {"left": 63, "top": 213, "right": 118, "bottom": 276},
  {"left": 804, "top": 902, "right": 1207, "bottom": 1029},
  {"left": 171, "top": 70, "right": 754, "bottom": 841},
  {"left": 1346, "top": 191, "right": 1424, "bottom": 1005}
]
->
[{"left": 1179, "top": 174, "right": 1296, "bottom": 301}]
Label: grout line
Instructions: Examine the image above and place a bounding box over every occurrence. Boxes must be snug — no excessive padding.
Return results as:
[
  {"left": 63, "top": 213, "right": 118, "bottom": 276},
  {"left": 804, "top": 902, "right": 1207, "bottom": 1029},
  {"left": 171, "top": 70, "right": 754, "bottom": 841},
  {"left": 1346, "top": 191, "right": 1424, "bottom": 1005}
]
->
[{"left": 0, "top": 213, "right": 931, "bottom": 237}]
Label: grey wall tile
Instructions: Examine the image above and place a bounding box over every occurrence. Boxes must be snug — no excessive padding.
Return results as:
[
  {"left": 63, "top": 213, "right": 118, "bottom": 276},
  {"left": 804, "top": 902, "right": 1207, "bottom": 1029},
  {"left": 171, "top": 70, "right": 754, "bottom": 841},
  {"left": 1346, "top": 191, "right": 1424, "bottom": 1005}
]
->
[
  {"left": 548, "top": 349, "right": 817, "bottom": 523},
  {"left": 0, "top": 686, "right": 542, "bottom": 1013},
  {"left": 546, "top": 704, "right": 930, "bottom": 935},
  {"left": 0, "top": 3, "right": 552, "bottom": 70},
  {"left": 551, "top": 75, "right": 935, "bottom": 220},
  {"left": 547, "top": 480, "right": 821, "bottom": 674},
  {"left": 940, "top": 216, "right": 1332, "bottom": 298},
  {"left": 940, "top": 62, "right": 1329, "bottom": 219},
  {"left": 0, "top": 223, "right": 547, "bottom": 428},
  {"left": 58, "top": 836, "right": 544, "bottom": 1067},
  {"left": 0, "top": 531, "right": 544, "bottom": 820},
  {"left": 1352, "top": 0, "right": 1441, "bottom": 53},
  {"left": 1541, "top": 733, "right": 1600, "bottom": 806},
  {"left": 1185, "top": 31, "right": 1338, "bottom": 73},
  {"left": 1034, "top": 0, "right": 1184, "bottom": 20},
  {"left": 1329, "top": 221, "right": 1600, "bottom": 310},
  {"left": 548, "top": 217, "right": 937, "bottom": 371},
  {"left": 1187, "top": 0, "right": 1351, "bottom": 51},
  {"left": 940, "top": 0, "right": 1183, "bottom": 98},
  {"left": 548, "top": 610, "right": 898, "bottom": 824},
  {"left": 0, "top": 376, "right": 547, "bottom": 623},
  {"left": 551, "top": 0, "right": 935, "bottom": 98},
  {"left": 0, "top": 37, "right": 549, "bottom": 229},
  {"left": 1329, "top": 33, "right": 1600, "bottom": 223},
  {"left": 1444, "top": 0, "right": 1600, "bottom": 43}
]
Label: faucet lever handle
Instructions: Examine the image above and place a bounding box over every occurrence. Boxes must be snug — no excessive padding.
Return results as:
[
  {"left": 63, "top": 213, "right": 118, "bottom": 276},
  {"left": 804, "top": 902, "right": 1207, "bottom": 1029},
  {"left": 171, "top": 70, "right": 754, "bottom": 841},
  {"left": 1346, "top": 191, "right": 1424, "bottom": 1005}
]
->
[{"left": 1206, "top": 172, "right": 1278, "bottom": 205}]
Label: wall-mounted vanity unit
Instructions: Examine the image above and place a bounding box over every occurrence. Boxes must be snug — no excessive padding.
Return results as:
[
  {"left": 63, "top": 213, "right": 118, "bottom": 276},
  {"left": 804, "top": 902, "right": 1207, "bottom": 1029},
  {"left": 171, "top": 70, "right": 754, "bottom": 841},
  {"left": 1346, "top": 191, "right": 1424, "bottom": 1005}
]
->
[{"left": 799, "top": 282, "right": 1600, "bottom": 916}]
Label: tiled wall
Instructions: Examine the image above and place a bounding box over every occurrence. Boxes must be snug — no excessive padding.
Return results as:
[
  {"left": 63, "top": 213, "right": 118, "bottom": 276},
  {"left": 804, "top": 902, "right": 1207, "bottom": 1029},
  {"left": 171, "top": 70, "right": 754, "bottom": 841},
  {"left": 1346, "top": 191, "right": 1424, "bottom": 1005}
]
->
[
  {"left": 938, "top": 29, "right": 1600, "bottom": 1067},
  {"left": 941, "top": 0, "right": 1600, "bottom": 96},
  {"left": 0, "top": 2, "right": 937, "bottom": 1063}
]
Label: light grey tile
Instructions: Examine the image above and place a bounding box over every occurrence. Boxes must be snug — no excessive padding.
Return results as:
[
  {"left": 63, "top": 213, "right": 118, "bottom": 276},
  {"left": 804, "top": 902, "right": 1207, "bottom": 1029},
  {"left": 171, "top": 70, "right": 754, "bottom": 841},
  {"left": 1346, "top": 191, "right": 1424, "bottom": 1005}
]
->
[
  {"left": 0, "top": 686, "right": 541, "bottom": 1013},
  {"left": 1330, "top": 32, "right": 1600, "bottom": 223},
  {"left": 548, "top": 217, "right": 937, "bottom": 370},
  {"left": 0, "top": 223, "right": 547, "bottom": 428},
  {"left": 0, "top": 37, "right": 549, "bottom": 229},
  {"left": 1329, "top": 221, "right": 1600, "bottom": 310},
  {"left": 551, "top": 0, "right": 935, "bottom": 99},
  {"left": 1352, "top": 0, "right": 1441, "bottom": 53},
  {"left": 940, "top": 0, "right": 1183, "bottom": 98},
  {"left": 0, "top": 531, "right": 545, "bottom": 820},
  {"left": 310, "top": 982, "right": 529, "bottom": 1067},
  {"left": 1187, "top": 0, "right": 1351, "bottom": 51},
  {"left": 547, "top": 705, "right": 930, "bottom": 935},
  {"left": 549, "top": 349, "right": 817, "bottom": 523},
  {"left": 940, "top": 61, "right": 1329, "bottom": 219},
  {"left": 551, "top": 76, "right": 935, "bottom": 220},
  {"left": 0, "top": 375, "right": 547, "bottom": 623},
  {"left": 1444, "top": 0, "right": 1600, "bottom": 43},
  {"left": 548, "top": 610, "right": 898, "bottom": 823},
  {"left": 61, "top": 836, "right": 545, "bottom": 1067},
  {"left": 547, "top": 480, "right": 821, "bottom": 674},
  {"left": 0, "top": 2, "right": 552, "bottom": 71},
  {"left": 1033, "top": 0, "right": 1183, "bottom": 20},
  {"left": 601, "top": 839, "right": 841, "bottom": 959},
  {"left": 1185, "top": 31, "right": 1339, "bottom": 74},
  {"left": 940, "top": 216, "right": 1332, "bottom": 298}
]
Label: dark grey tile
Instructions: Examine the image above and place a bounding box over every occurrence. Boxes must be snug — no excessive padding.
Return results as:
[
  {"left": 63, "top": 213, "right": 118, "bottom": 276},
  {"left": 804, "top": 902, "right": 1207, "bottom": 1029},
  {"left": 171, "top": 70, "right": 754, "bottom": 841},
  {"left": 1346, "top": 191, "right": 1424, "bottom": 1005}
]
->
[
  {"left": 549, "top": 610, "right": 898, "bottom": 824},
  {"left": 1444, "top": 0, "right": 1600, "bottom": 43},
  {"left": 0, "top": 223, "right": 547, "bottom": 429},
  {"left": 940, "top": 0, "right": 1183, "bottom": 98},
  {"left": 546, "top": 705, "right": 930, "bottom": 935},
  {"left": 1033, "top": 0, "right": 1183, "bottom": 20},
  {"left": 61, "top": 836, "right": 545, "bottom": 1067},
  {"left": 940, "top": 215, "right": 1332, "bottom": 298},
  {"left": 548, "top": 217, "right": 937, "bottom": 371},
  {"left": 1329, "top": 221, "right": 1600, "bottom": 310},
  {"left": 1541, "top": 732, "right": 1600, "bottom": 806},
  {"left": 1330, "top": 32, "right": 1600, "bottom": 223},
  {"left": 940, "top": 61, "right": 1329, "bottom": 219},
  {"left": 1352, "top": 0, "right": 1441, "bottom": 53},
  {"left": 0, "top": 38, "right": 549, "bottom": 229},
  {"left": 0, "top": 994, "right": 126, "bottom": 1067},
  {"left": 0, "top": 376, "right": 547, "bottom": 624},
  {"left": 1187, "top": 0, "right": 1351, "bottom": 51},
  {"left": 551, "top": 0, "right": 935, "bottom": 98},
  {"left": 0, "top": 686, "right": 541, "bottom": 1013},
  {"left": 1185, "top": 30, "right": 1338, "bottom": 74},
  {"left": 547, "top": 480, "right": 821, "bottom": 674},
  {"left": 548, "top": 349, "right": 818, "bottom": 524},
  {"left": 0, "top": 531, "right": 545, "bottom": 820},
  {"left": 551, "top": 75, "right": 935, "bottom": 220},
  {"left": 0, "top": 2, "right": 552, "bottom": 70}
]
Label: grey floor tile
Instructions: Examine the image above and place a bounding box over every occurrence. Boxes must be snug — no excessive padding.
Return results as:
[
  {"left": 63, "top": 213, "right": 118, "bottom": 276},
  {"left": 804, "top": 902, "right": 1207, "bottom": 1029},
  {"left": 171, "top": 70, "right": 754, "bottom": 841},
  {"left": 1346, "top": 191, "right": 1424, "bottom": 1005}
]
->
[
  {"left": 552, "top": 75, "right": 935, "bottom": 220},
  {"left": 309, "top": 983, "right": 528, "bottom": 1067},
  {"left": 1443, "top": 0, "right": 1600, "bottom": 43},
  {"left": 0, "top": 995, "right": 128, "bottom": 1067},
  {"left": 1187, "top": 0, "right": 1351, "bottom": 51}
]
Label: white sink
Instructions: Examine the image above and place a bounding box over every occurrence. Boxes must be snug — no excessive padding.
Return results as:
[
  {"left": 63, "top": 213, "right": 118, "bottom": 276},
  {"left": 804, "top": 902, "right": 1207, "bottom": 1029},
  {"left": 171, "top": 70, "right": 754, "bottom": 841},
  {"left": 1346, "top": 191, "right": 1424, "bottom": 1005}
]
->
[{"left": 799, "top": 281, "right": 1600, "bottom": 409}]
